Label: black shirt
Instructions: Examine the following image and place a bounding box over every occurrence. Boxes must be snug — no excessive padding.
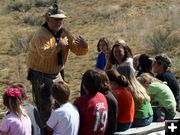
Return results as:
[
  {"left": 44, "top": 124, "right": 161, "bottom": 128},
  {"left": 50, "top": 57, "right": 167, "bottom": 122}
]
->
[{"left": 104, "top": 91, "right": 118, "bottom": 135}]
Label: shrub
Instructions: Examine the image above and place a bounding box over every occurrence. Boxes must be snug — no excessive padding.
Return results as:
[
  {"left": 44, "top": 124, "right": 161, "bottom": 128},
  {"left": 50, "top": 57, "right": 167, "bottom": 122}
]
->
[
  {"left": 146, "top": 26, "right": 180, "bottom": 54},
  {"left": 10, "top": 32, "right": 33, "bottom": 56},
  {"left": 34, "top": 0, "right": 57, "bottom": 7},
  {"left": 23, "top": 15, "right": 43, "bottom": 26},
  {"left": 8, "top": 1, "right": 32, "bottom": 12}
]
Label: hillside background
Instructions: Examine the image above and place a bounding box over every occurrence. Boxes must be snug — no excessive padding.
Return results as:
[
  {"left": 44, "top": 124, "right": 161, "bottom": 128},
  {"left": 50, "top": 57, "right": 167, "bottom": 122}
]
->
[{"left": 0, "top": 0, "right": 180, "bottom": 113}]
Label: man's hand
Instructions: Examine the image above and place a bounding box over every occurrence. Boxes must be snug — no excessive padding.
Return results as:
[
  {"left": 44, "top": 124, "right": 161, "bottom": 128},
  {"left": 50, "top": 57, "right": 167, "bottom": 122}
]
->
[
  {"left": 59, "top": 36, "right": 68, "bottom": 49},
  {"left": 43, "top": 125, "right": 53, "bottom": 135},
  {"left": 75, "top": 36, "right": 88, "bottom": 48}
]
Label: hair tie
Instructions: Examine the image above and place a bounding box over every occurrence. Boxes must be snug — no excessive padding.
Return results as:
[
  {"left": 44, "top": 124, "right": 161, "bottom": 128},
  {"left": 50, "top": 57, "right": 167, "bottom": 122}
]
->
[{"left": 5, "top": 88, "right": 22, "bottom": 97}]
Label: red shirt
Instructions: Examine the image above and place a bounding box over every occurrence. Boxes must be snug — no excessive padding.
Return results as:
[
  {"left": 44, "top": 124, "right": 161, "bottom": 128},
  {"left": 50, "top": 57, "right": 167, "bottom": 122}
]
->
[
  {"left": 74, "top": 92, "right": 108, "bottom": 135},
  {"left": 114, "top": 87, "right": 135, "bottom": 123}
]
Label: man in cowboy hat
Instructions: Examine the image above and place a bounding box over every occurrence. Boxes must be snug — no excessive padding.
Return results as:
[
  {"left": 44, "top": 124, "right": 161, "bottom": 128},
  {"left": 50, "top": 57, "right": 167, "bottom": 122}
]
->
[{"left": 27, "top": 3, "right": 88, "bottom": 127}]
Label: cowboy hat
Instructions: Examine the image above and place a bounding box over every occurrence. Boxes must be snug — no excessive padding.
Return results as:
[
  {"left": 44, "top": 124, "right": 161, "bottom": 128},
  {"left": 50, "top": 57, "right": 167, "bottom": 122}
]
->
[{"left": 44, "top": 3, "right": 67, "bottom": 18}]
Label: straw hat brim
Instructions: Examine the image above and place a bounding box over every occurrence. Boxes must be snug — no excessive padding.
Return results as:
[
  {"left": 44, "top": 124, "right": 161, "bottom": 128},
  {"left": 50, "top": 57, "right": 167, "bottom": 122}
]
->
[{"left": 46, "top": 14, "right": 67, "bottom": 19}]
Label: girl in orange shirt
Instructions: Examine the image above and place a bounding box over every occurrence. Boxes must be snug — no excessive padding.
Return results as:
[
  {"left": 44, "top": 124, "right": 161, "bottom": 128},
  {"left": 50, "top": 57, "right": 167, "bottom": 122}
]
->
[{"left": 106, "top": 69, "right": 135, "bottom": 131}]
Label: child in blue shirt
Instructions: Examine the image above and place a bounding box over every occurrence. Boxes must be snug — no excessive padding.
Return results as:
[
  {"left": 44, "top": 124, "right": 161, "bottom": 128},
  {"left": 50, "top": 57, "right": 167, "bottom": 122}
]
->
[{"left": 96, "top": 37, "right": 111, "bottom": 70}]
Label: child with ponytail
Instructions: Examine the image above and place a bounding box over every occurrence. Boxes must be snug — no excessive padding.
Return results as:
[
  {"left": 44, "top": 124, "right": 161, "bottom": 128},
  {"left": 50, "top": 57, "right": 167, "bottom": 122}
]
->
[{"left": 0, "top": 86, "right": 31, "bottom": 135}]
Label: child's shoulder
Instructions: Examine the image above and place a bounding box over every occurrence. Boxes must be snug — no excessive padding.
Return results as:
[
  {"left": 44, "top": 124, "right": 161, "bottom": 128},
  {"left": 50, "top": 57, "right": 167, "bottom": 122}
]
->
[
  {"left": 2, "top": 112, "right": 18, "bottom": 122},
  {"left": 163, "top": 70, "right": 173, "bottom": 75},
  {"left": 53, "top": 103, "right": 78, "bottom": 116},
  {"left": 22, "top": 102, "right": 36, "bottom": 109},
  {"left": 74, "top": 94, "right": 96, "bottom": 105},
  {"left": 159, "top": 70, "right": 176, "bottom": 80},
  {"left": 74, "top": 95, "right": 88, "bottom": 105},
  {"left": 97, "top": 51, "right": 105, "bottom": 57},
  {"left": 75, "top": 92, "right": 106, "bottom": 102},
  {"left": 55, "top": 102, "right": 74, "bottom": 110},
  {"left": 4, "top": 112, "right": 15, "bottom": 117}
]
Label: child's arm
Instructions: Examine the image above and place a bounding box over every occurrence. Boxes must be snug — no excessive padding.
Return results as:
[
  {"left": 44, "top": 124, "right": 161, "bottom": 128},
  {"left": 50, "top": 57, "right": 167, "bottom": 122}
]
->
[{"left": 0, "top": 113, "right": 10, "bottom": 135}]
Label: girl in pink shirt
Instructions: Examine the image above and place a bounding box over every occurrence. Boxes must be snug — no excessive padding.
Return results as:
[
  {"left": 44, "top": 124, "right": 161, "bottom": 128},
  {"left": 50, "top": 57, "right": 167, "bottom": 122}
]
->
[{"left": 0, "top": 86, "right": 31, "bottom": 135}]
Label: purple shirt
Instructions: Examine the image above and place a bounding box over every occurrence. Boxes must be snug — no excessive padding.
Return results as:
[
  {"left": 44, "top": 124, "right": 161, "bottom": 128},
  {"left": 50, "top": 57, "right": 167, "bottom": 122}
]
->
[{"left": 0, "top": 112, "right": 31, "bottom": 135}]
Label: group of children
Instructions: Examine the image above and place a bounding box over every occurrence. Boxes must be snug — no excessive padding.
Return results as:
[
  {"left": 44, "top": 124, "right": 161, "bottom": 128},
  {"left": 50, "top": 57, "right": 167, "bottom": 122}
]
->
[
  {"left": 95, "top": 37, "right": 179, "bottom": 129},
  {"left": 0, "top": 38, "right": 179, "bottom": 135}
]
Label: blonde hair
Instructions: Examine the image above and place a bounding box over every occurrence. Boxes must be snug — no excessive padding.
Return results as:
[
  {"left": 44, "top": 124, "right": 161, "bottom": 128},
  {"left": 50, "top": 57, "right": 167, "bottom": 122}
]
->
[
  {"left": 137, "top": 73, "right": 162, "bottom": 85},
  {"left": 117, "top": 66, "right": 150, "bottom": 103}
]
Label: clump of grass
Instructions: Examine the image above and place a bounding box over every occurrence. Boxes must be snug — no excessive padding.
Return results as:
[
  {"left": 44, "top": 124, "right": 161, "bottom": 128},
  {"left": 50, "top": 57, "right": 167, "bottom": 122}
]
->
[
  {"left": 10, "top": 32, "right": 33, "bottom": 56},
  {"left": 23, "top": 15, "right": 43, "bottom": 26},
  {"left": 7, "top": 0, "right": 58, "bottom": 12},
  {"left": 146, "top": 26, "right": 180, "bottom": 54},
  {"left": 171, "top": 55, "right": 180, "bottom": 79},
  {"left": 8, "top": 0, "right": 32, "bottom": 12},
  {"left": 120, "top": 0, "right": 132, "bottom": 9},
  {"left": 34, "top": 0, "right": 57, "bottom": 7}
]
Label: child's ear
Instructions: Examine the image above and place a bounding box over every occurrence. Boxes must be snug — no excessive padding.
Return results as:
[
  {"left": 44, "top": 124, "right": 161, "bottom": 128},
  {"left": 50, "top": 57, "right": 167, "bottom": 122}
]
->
[
  {"left": 53, "top": 100, "right": 60, "bottom": 109},
  {"left": 144, "top": 82, "right": 150, "bottom": 89},
  {"left": 55, "top": 99, "right": 60, "bottom": 105}
]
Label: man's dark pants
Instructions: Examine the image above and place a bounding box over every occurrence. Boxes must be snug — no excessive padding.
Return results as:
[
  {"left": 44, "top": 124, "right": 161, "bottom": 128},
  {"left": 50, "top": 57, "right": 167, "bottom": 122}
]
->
[{"left": 28, "top": 69, "right": 57, "bottom": 127}]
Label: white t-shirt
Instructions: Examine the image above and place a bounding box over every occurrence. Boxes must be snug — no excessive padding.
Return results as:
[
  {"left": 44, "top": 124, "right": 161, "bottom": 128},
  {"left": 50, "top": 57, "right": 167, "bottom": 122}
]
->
[
  {"left": 112, "top": 57, "right": 134, "bottom": 69},
  {"left": 47, "top": 102, "right": 80, "bottom": 135}
]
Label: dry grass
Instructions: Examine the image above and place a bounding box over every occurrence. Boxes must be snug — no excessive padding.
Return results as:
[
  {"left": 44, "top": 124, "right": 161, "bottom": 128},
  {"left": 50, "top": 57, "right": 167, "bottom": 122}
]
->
[{"left": 0, "top": 0, "right": 180, "bottom": 111}]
